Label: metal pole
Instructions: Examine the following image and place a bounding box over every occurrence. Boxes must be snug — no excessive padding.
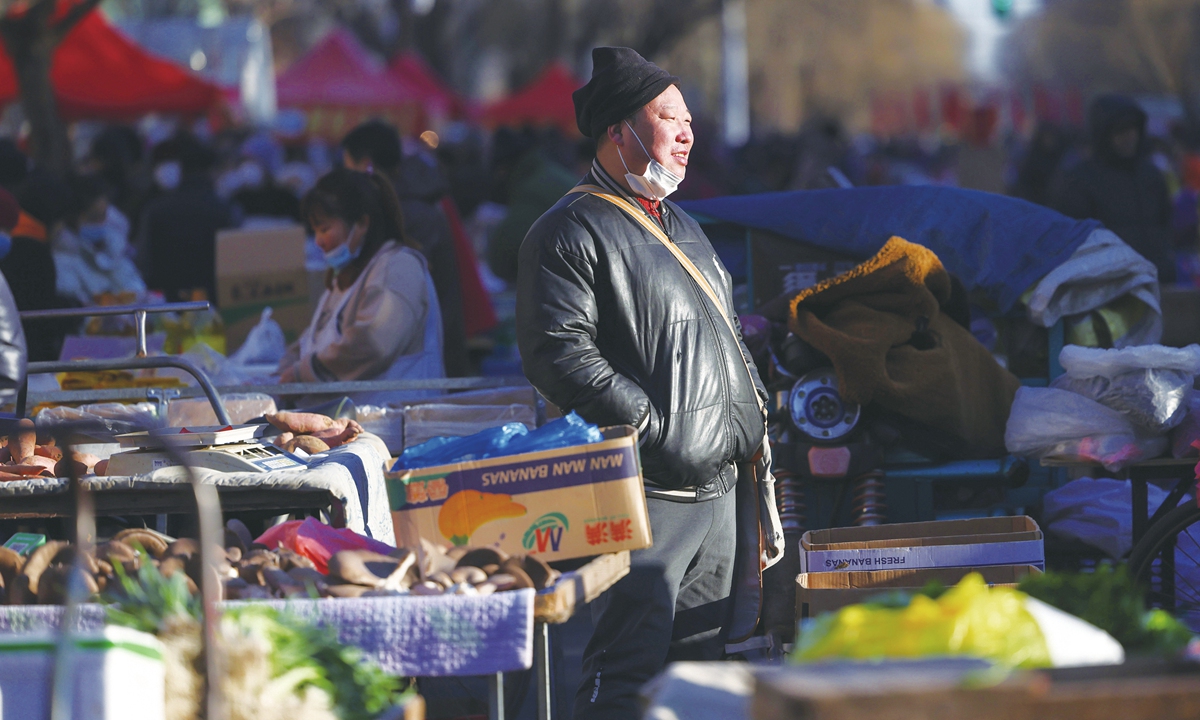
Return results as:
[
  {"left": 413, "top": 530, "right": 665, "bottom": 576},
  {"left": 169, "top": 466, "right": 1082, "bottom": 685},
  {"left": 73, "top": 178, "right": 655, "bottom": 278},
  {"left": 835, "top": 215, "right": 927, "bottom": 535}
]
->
[
  {"left": 134, "top": 309, "right": 149, "bottom": 357},
  {"left": 147, "top": 434, "right": 226, "bottom": 720},
  {"left": 488, "top": 672, "right": 506, "bottom": 720},
  {"left": 535, "top": 622, "right": 553, "bottom": 720},
  {"left": 49, "top": 442, "right": 96, "bottom": 720},
  {"left": 28, "top": 356, "right": 231, "bottom": 426},
  {"left": 18, "top": 301, "right": 210, "bottom": 320}
]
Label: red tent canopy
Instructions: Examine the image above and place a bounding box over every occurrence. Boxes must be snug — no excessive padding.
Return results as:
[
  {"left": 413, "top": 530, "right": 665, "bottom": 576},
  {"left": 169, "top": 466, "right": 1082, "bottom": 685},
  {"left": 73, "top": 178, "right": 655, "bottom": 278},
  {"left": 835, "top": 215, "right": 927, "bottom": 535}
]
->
[
  {"left": 387, "top": 51, "right": 471, "bottom": 119},
  {"left": 0, "top": 10, "right": 221, "bottom": 121},
  {"left": 481, "top": 62, "right": 582, "bottom": 136},
  {"left": 277, "top": 29, "right": 429, "bottom": 138}
]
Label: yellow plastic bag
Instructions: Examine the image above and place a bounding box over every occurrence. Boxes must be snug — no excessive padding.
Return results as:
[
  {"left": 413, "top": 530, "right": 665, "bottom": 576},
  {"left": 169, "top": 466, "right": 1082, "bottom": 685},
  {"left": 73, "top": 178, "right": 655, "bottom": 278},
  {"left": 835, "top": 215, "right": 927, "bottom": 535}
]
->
[{"left": 792, "top": 573, "right": 1052, "bottom": 668}]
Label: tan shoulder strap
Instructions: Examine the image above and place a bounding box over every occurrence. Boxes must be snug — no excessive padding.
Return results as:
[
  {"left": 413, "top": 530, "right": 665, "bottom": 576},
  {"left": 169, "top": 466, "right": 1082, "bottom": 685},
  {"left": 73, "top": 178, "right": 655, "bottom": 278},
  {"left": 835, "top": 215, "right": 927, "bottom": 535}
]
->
[{"left": 568, "top": 185, "right": 765, "bottom": 414}]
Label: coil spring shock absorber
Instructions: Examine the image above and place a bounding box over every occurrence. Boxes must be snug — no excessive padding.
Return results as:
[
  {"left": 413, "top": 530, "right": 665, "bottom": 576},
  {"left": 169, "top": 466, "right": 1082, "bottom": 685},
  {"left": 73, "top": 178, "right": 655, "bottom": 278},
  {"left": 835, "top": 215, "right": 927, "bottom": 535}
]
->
[
  {"left": 773, "top": 468, "right": 808, "bottom": 533},
  {"left": 851, "top": 470, "right": 886, "bottom": 526}
]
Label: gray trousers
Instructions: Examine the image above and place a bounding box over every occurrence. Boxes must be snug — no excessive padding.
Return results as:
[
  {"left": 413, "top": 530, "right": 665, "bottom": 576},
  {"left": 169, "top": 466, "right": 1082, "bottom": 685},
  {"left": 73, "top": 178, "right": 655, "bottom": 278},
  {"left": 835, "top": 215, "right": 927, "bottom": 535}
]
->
[{"left": 572, "top": 490, "right": 737, "bottom": 719}]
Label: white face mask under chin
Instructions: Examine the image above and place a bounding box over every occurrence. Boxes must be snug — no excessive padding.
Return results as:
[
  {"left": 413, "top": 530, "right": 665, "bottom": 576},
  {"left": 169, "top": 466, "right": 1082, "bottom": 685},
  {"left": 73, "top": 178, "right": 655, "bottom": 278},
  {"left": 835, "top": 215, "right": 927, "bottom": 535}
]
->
[{"left": 618, "top": 121, "right": 683, "bottom": 201}]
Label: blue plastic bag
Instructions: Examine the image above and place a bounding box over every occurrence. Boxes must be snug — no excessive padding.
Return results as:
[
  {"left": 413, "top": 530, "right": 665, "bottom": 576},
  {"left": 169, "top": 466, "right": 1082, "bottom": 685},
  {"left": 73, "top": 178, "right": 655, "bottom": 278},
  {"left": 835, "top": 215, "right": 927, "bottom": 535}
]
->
[
  {"left": 391, "top": 412, "right": 603, "bottom": 471},
  {"left": 503, "top": 412, "right": 604, "bottom": 455},
  {"left": 393, "top": 422, "right": 528, "bottom": 470}
]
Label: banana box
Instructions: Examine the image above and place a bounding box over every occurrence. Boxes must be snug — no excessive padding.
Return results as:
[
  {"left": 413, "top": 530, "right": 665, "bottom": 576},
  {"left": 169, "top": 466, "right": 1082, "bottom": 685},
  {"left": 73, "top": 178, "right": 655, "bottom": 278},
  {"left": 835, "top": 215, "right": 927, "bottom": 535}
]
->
[{"left": 386, "top": 426, "right": 652, "bottom": 561}]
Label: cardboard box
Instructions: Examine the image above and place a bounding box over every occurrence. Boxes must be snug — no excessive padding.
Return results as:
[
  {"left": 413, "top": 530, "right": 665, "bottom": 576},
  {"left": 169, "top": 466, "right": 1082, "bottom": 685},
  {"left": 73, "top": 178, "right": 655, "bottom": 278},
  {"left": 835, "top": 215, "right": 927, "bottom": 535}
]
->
[
  {"left": 799, "top": 516, "right": 1044, "bottom": 574},
  {"left": 387, "top": 426, "right": 652, "bottom": 561},
  {"left": 215, "top": 225, "right": 313, "bottom": 352},
  {"left": 796, "top": 565, "right": 1042, "bottom": 619}
]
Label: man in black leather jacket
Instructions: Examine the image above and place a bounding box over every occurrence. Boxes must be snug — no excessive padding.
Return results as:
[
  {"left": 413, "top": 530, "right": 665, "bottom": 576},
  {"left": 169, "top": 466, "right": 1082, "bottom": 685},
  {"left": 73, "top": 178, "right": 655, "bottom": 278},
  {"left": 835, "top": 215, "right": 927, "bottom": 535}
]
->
[{"left": 516, "top": 47, "right": 769, "bottom": 719}]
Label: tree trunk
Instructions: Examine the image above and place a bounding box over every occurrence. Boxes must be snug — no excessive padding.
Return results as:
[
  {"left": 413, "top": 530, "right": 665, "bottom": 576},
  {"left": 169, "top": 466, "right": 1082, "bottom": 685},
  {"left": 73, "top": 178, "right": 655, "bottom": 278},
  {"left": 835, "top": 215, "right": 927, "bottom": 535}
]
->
[
  {"left": 394, "top": 0, "right": 415, "bottom": 54},
  {"left": 0, "top": 2, "right": 72, "bottom": 176}
]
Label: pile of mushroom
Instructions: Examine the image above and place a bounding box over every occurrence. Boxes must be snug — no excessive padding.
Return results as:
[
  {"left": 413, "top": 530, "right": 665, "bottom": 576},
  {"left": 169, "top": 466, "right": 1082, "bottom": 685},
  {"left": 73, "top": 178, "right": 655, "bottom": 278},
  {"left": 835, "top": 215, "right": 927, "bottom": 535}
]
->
[
  {"left": 1, "top": 519, "right": 562, "bottom": 604},
  {"left": 225, "top": 542, "right": 561, "bottom": 600},
  {"left": 0, "top": 527, "right": 194, "bottom": 604}
]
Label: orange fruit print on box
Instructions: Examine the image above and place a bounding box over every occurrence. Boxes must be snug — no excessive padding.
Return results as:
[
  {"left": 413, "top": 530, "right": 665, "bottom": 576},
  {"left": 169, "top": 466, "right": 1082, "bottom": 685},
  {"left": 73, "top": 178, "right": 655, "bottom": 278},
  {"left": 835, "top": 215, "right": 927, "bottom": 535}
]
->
[{"left": 437, "top": 490, "right": 528, "bottom": 545}]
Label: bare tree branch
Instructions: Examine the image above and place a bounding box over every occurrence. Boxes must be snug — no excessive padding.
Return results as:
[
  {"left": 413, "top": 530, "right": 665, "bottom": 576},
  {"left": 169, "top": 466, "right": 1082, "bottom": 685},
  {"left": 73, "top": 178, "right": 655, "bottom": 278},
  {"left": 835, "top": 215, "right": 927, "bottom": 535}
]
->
[{"left": 635, "top": 0, "right": 721, "bottom": 59}]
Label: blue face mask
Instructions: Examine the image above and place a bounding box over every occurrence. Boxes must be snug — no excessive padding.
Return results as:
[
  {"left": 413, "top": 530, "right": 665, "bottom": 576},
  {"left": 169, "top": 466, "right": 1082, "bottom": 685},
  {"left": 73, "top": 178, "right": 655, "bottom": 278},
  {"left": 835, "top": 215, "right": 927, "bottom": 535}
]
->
[
  {"left": 323, "top": 224, "right": 363, "bottom": 271},
  {"left": 0, "top": 231, "right": 10, "bottom": 262},
  {"left": 78, "top": 223, "right": 107, "bottom": 248}
]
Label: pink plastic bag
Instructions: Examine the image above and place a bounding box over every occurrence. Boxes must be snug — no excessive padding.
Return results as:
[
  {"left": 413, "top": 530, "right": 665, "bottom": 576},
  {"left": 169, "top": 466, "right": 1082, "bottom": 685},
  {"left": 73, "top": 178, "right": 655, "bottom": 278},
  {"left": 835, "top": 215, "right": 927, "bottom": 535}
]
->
[{"left": 255, "top": 517, "right": 395, "bottom": 574}]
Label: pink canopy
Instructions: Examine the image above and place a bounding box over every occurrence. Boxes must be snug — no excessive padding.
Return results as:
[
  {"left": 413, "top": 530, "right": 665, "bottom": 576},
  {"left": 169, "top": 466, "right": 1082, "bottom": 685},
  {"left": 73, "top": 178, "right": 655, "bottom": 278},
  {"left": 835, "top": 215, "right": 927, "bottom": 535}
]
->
[
  {"left": 276, "top": 29, "right": 427, "bottom": 138},
  {"left": 387, "top": 51, "right": 471, "bottom": 119},
  {"left": 481, "top": 62, "right": 582, "bottom": 136}
]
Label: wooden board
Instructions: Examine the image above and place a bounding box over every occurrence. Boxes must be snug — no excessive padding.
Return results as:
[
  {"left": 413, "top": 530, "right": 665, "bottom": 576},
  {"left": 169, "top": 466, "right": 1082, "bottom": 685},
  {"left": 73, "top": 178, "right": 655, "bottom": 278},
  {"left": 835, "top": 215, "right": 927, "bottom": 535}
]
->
[
  {"left": 753, "top": 665, "right": 1200, "bottom": 720},
  {"left": 534, "top": 551, "right": 630, "bottom": 624}
]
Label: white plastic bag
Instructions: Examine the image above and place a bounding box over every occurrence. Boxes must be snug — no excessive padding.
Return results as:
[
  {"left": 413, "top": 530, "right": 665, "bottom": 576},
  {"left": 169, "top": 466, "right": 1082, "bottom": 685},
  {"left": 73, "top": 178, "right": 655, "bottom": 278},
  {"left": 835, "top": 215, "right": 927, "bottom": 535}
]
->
[
  {"left": 229, "top": 307, "right": 287, "bottom": 367},
  {"left": 181, "top": 342, "right": 250, "bottom": 387},
  {"left": 35, "top": 402, "right": 162, "bottom": 434},
  {"left": 1052, "top": 344, "right": 1200, "bottom": 433},
  {"left": 167, "top": 393, "right": 277, "bottom": 427},
  {"left": 1005, "top": 387, "right": 1167, "bottom": 471}
]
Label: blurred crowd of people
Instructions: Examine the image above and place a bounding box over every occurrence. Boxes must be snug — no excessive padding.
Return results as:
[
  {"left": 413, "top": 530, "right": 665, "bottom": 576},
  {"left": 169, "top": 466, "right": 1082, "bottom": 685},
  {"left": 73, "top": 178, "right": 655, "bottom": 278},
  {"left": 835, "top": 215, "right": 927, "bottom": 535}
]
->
[{"left": 1, "top": 90, "right": 1196, "bottom": 368}]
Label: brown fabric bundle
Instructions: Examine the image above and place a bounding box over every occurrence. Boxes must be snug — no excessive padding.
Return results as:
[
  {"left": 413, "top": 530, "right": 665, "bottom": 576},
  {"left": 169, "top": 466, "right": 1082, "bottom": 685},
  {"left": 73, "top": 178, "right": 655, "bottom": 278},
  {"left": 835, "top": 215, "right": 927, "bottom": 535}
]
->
[{"left": 788, "top": 237, "right": 1020, "bottom": 458}]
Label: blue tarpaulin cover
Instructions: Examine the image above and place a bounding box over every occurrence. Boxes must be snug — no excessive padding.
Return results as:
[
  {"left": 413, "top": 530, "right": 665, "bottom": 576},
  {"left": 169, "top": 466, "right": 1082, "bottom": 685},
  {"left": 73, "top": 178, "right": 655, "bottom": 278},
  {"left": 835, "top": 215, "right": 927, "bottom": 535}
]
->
[{"left": 678, "top": 186, "right": 1100, "bottom": 312}]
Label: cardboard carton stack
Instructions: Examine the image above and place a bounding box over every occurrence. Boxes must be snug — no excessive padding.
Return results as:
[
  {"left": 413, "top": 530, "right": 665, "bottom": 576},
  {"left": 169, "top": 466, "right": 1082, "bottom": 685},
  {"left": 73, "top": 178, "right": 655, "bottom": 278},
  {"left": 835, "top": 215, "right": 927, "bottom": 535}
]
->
[{"left": 796, "top": 516, "right": 1045, "bottom": 619}]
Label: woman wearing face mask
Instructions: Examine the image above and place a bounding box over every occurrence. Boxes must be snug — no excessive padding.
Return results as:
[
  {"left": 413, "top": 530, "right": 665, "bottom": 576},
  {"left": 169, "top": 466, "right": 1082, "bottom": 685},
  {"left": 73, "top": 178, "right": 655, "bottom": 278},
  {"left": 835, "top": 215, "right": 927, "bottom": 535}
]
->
[
  {"left": 53, "top": 174, "right": 147, "bottom": 306},
  {"left": 277, "top": 168, "right": 444, "bottom": 404}
]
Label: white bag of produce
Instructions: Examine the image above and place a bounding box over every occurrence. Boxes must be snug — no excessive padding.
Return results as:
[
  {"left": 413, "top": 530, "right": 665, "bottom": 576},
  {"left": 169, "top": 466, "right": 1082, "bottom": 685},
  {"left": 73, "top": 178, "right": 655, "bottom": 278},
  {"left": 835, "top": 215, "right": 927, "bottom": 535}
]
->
[
  {"left": 229, "top": 307, "right": 288, "bottom": 367},
  {"left": 1005, "top": 387, "right": 1166, "bottom": 471},
  {"left": 1052, "top": 343, "right": 1200, "bottom": 433}
]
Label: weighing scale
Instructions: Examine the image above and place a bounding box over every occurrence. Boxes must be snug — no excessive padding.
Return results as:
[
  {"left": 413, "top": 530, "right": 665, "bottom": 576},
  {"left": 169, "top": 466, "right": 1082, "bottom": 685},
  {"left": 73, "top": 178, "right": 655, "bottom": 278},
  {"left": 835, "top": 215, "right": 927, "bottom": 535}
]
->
[{"left": 106, "top": 424, "right": 308, "bottom": 475}]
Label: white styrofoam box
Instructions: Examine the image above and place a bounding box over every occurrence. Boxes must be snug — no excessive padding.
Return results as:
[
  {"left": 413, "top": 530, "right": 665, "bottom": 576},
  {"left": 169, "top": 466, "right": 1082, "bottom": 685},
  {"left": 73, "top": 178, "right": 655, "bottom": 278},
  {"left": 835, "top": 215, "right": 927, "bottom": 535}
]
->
[{"left": 0, "top": 625, "right": 165, "bottom": 720}]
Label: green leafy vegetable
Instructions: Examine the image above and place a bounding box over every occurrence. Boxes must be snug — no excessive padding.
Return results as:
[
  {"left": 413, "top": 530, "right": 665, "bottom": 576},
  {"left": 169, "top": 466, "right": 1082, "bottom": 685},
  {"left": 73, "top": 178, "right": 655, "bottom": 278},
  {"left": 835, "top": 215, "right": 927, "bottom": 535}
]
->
[
  {"left": 104, "top": 557, "right": 200, "bottom": 633},
  {"left": 103, "top": 558, "right": 413, "bottom": 718},
  {"left": 1018, "top": 564, "right": 1194, "bottom": 656},
  {"left": 226, "top": 605, "right": 411, "bottom": 720}
]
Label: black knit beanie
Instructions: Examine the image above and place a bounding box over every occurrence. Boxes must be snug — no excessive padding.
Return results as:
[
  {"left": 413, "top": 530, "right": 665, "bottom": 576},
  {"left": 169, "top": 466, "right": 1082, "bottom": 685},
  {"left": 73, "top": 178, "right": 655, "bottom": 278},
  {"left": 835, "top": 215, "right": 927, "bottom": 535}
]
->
[{"left": 573, "top": 47, "right": 680, "bottom": 139}]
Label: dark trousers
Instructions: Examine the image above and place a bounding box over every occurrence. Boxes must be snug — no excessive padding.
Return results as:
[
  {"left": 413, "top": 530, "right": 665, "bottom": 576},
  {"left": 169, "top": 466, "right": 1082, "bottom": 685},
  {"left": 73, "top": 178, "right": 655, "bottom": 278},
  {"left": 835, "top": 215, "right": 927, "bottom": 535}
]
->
[{"left": 572, "top": 490, "right": 737, "bottom": 719}]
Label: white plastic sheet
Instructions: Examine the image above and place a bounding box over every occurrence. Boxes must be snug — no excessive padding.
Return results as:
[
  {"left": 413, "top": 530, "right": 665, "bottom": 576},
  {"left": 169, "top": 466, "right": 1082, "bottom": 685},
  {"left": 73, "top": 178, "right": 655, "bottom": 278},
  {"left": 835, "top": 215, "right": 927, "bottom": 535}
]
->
[{"left": 1026, "top": 228, "right": 1161, "bottom": 347}]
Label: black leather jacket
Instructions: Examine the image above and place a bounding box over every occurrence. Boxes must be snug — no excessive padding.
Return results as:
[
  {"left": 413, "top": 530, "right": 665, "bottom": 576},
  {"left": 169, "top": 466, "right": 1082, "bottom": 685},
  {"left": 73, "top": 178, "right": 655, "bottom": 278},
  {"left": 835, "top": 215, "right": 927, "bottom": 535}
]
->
[{"left": 516, "top": 166, "right": 766, "bottom": 501}]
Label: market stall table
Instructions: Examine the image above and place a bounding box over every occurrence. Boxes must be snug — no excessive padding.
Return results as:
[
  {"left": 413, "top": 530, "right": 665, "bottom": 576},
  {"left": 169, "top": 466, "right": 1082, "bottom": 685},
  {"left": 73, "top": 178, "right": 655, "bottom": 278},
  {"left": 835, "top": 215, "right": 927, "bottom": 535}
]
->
[
  {"left": 0, "top": 552, "right": 630, "bottom": 720},
  {"left": 532, "top": 551, "right": 630, "bottom": 720}
]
